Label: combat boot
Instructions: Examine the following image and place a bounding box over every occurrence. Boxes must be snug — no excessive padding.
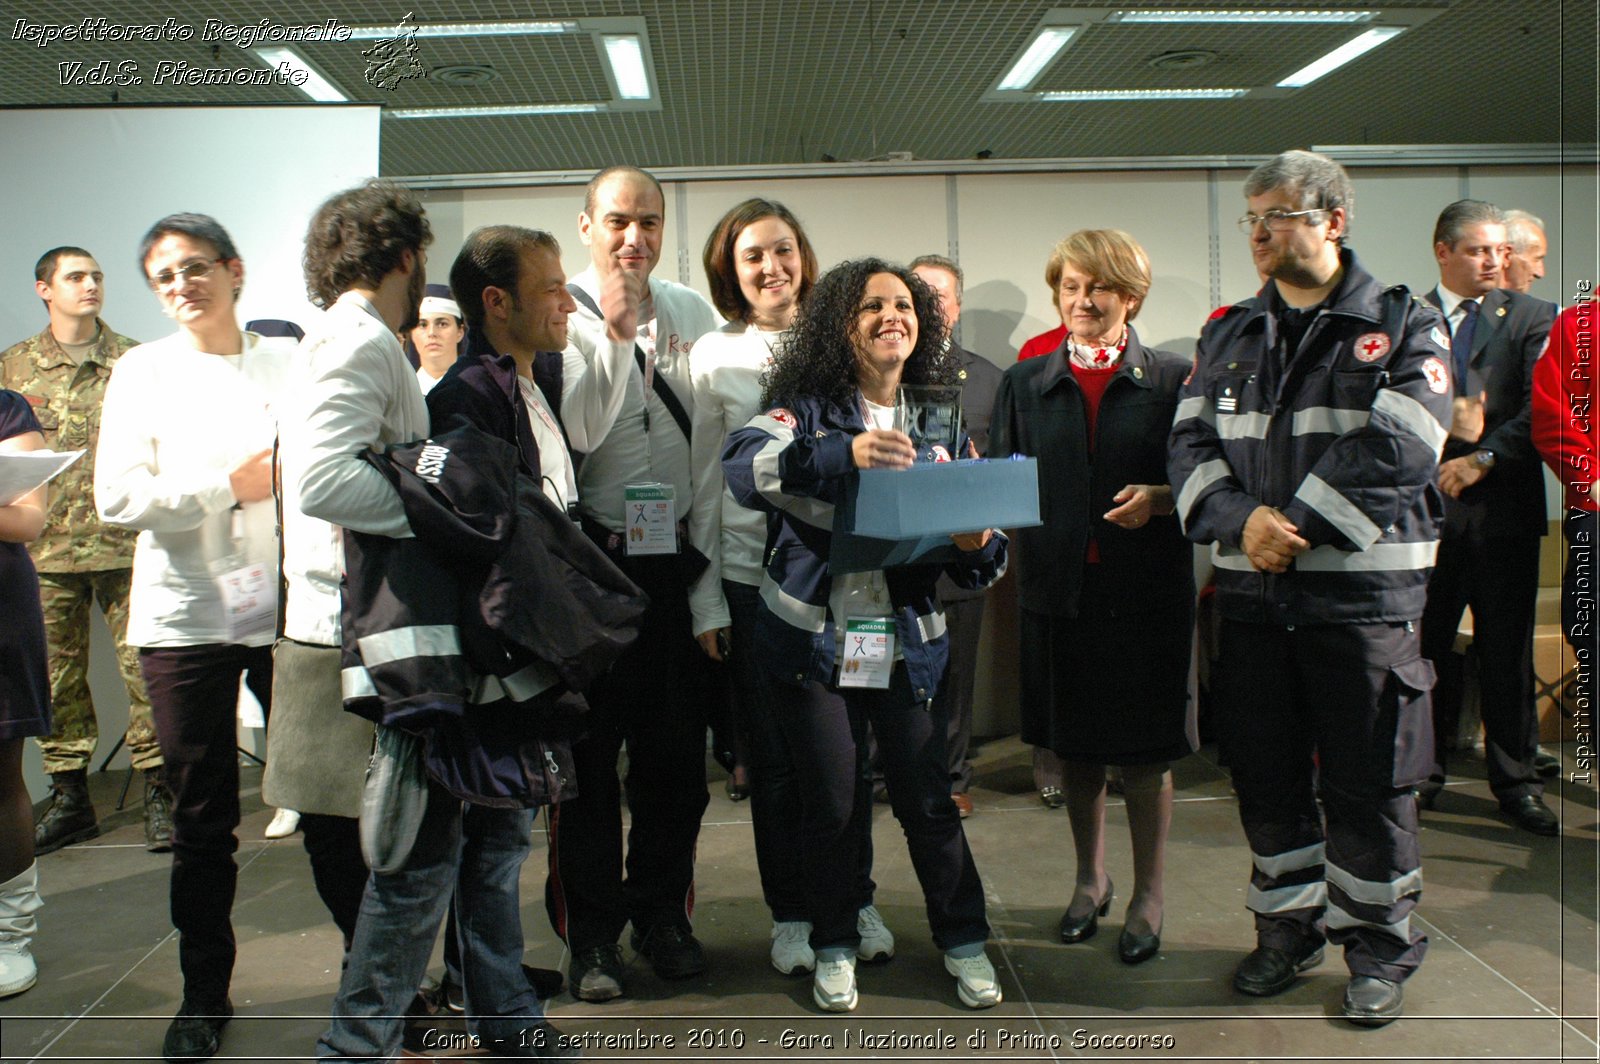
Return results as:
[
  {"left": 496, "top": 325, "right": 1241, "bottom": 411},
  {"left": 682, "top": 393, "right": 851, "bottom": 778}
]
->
[
  {"left": 34, "top": 769, "right": 99, "bottom": 855},
  {"left": 143, "top": 769, "right": 174, "bottom": 853}
]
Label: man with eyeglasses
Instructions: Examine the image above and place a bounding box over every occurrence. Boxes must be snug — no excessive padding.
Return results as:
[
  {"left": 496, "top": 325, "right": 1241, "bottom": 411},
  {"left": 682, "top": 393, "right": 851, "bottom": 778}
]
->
[
  {"left": 1169, "top": 150, "right": 1451, "bottom": 1027},
  {"left": 1414, "top": 200, "right": 1559, "bottom": 835},
  {"left": 1, "top": 248, "right": 173, "bottom": 857}
]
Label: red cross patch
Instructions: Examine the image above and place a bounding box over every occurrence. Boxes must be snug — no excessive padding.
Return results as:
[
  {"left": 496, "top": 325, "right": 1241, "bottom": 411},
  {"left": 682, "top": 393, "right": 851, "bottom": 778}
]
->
[
  {"left": 766, "top": 408, "right": 797, "bottom": 430},
  {"left": 930, "top": 445, "right": 952, "bottom": 463},
  {"left": 1421, "top": 356, "right": 1450, "bottom": 394},
  {"left": 1353, "top": 332, "right": 1391, "bottom": 362}
]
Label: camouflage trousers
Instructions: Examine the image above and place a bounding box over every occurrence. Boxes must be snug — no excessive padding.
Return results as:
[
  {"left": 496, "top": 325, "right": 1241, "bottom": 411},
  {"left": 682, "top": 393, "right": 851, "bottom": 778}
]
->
[{"left": 34, "top": 569, "right": 161, "bottom": 773}]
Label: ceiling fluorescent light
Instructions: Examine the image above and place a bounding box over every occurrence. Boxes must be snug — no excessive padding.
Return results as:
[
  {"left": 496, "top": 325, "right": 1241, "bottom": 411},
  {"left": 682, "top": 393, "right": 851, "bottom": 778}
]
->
[
  {"left": 388, "top": 103, "right": 603, "bottom": 119},
  {"left": 602, "top": 34, "right": 651, "bottom": 99},
  {"left": 1037, "top": 88, "right": 1248, "bottom": 100},
  {"left": 251, "top": 46, "right": 348, "bottom": 102},
  {"left": 1277, "top": 26, "right": 1404, "bottom": 87},
  {"left": 1112, "top": 9, "right": 1373, "bottom": 23},
  {"left": 998, "top": 27, "right": 1077, "bottom": 90},
  {"left": 345, "top": 20, "right": 576, "bottom": 40}
]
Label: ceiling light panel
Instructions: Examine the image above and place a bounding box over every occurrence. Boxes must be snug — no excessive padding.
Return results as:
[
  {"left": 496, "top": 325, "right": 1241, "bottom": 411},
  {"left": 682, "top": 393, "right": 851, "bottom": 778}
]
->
[
  {"left": 1277, "top": 26, "right": 1406, "bottom": 87},
  {"left": 998, "top": 27, "right": 1079, "bottom": 90},
  {"left": 345, "top": 20, "right": 577, "bottom": 40},
  {"left": 1037, "top": 87, "right": 1249, "bottom": 100},
  {"left": 602, "top": 34, "right": 652, "bottom": 99},
  {"left": 251, "top": 46, "right": 348, "bottom": 102},
  {"left": 1110, "top": 9, "right": 1376, "bottom": 24}
]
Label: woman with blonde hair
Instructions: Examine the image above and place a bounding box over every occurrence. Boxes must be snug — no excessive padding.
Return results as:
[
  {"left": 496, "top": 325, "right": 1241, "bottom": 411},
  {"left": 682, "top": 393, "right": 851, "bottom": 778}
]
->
[{"left": 991, "top": 228, "right": 1196, "bottom": 965}]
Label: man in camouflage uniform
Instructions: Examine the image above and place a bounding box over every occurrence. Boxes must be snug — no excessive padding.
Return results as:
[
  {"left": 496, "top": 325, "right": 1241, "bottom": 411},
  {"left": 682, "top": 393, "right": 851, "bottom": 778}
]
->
[{"left": 1, "top": 246, "right": 172, "bottom": 853}]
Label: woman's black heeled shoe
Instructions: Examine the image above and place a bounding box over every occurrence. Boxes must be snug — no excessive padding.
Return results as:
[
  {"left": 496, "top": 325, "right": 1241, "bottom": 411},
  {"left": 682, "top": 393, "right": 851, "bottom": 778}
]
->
[
  {"left": 1117, "top": 924, "right": 1162, "bottom": 964},
  {"left": 1058, "top": 880, "right": 1113, "bottom": 943}
]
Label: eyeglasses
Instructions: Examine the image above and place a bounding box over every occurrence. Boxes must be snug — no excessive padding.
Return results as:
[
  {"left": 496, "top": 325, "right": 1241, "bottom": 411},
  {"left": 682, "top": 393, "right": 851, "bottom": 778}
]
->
[
  {"left": 148, "top": 259, "right": 221, "bottom": 290},
  {"left": 1237, "top": 208, "right": 1326, "bottom": 233}
]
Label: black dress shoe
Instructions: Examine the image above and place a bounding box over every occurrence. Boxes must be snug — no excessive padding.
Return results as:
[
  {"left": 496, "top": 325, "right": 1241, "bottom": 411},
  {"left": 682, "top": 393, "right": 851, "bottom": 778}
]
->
[
  {"left": 162, "top": 998, "right": 232, "bottom": 1062},
  {"left": 1501, "top": 794, "right": 1559, "bottom": 836},
  {"left": 1117, "top": 925, "right": 1161, "bottom": 965},
  {"left": 569, "top": 944, "right": 625, "bottom": 1002},
  {"left": 1232, "top": 941, "right": 1324, "bottom": 996},
  {"left": 1058, "top": 879, "right": 1113, "bottom": 944},
  {"left": 1413, "top": 778, "right": 1444, "bottom": 810},
  {"left": 1535, "top": 749, "right": 1562, "bottom": 778},
  {"left": 1342, "top": 975, "right": 1403, "bottom": 1026},
  {"left": 523, "top": 963, "right": 565, "bottom": 1000},
  {"left": 631, "top": 924, "right": 707, "bottom": 979}
]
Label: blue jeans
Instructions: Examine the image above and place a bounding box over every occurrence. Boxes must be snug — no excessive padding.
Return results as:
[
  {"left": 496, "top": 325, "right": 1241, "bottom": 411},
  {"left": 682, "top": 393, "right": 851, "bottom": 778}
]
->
[{"left": 317, "top": 778, "right": 541, "bottom": 1061}]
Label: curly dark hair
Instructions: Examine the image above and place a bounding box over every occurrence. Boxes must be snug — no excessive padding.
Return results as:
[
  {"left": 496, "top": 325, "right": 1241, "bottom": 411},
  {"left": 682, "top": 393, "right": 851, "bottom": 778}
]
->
[
  {"left": 302, "top": 180, "right": 431, "bottom": 308},
  {"left": 761, "top": 257, "right": 954, "bottom": 410}
]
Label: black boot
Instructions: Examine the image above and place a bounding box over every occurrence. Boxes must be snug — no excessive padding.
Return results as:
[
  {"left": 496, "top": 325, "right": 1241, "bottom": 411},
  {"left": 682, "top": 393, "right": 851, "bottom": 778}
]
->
[
  {"left": 143, "top": 769, "right": 174, "bottom": 853},
  {"left": 34, "top": 769, "right": 100, "bottom": 855}
]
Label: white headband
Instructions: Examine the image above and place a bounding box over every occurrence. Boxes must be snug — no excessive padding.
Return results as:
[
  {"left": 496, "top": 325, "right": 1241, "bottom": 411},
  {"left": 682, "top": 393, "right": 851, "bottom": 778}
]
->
[{"left": 419, "top": 295, "right": 462, "bottom": 320}]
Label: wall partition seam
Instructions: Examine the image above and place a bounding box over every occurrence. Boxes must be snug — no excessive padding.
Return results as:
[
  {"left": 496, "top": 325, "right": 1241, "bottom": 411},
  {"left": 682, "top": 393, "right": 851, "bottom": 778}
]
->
[{"left": 1208, "top": 169, "right": 1223, "bottom": 312}]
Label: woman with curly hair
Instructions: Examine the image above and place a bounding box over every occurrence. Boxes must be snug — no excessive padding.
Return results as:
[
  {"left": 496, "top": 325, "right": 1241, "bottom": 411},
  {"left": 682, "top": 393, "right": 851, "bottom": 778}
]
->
[{"left": 723, "top": 258, "right": 1008, "bottom": 1013}]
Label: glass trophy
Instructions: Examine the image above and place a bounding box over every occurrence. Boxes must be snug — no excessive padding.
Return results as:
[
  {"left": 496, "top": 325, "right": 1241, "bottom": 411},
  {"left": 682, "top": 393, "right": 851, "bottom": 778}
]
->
[{"left": 894, "top": 384, "right": 963, "bottom": 462}]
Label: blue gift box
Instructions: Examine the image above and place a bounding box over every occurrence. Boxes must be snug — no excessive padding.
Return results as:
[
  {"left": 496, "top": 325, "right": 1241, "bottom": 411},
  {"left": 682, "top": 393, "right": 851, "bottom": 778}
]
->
[{"left": 829, "top": 457, "right": 1041, "bottom": 573}]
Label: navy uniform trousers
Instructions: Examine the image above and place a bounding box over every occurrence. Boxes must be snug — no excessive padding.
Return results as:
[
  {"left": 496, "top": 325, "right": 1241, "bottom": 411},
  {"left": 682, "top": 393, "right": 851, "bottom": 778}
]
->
[{"left": 1215, "top": 619, "right": 1433, "bottom": 983}]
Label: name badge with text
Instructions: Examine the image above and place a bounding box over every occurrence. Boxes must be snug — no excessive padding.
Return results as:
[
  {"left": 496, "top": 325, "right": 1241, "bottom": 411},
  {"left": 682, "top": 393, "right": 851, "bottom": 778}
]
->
[
  {"left": 839, "top": 617, "right": 893, "bottom": 689},
  {"left": 623, "top": 482, "right": 678, "bottom": 556}
]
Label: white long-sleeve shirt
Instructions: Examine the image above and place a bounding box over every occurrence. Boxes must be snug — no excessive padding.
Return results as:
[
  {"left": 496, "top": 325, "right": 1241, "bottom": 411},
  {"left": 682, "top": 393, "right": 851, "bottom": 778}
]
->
[
  {"left": 560, "top": 267, "right": 720, "bottom": 531},
  {"left": 686, "top": 321, "right": 783, "bottom": 635},
  {"left": 280, "top": 292, "right": 428, "bottom": 646},
  {"left": 94, "top": 330, "right": 293, "bottom": 647}
]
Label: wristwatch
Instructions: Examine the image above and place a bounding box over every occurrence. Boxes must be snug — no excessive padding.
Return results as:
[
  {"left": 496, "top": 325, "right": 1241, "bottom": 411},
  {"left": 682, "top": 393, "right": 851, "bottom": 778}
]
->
[{"left": 1472, "top": 449, "right": 1496, "bottom": 470}]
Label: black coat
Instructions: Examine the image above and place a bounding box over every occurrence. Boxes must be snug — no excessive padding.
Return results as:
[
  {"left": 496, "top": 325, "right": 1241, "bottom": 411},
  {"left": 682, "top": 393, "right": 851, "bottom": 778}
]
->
[
  {"left": 940, "top": 342, "right": 1006, "bottom": 604},
  {"left": 1424, "top": 286, "right": 1557, "bottom": 539},
  {"left": 991, "top": 326, "right": 1193, "bottom": 619}
]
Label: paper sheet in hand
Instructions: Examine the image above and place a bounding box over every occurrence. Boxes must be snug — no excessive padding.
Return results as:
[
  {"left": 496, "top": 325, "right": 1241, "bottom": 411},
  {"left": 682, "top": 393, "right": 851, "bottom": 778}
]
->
[{"left": 0, "top": 449, "right": 84, "bottom": 506}]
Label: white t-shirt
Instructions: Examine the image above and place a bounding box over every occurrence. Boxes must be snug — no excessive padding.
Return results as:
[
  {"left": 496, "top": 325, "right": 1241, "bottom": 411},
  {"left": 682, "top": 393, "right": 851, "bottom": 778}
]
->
[
  {"left": 827, "top": 394, "right": 897, "bottom": 662},
  {"left": 559, "top": 266, "right": 721, "bottom": 532},
  {"left": 686, "top": 321, "right": 784, "bottom": 634},
  {"left": 94, "top": 330, "right": 294, "bottom": 647},
  {"left": 516, "top": 374, "right": 580, "bottom": 510}
]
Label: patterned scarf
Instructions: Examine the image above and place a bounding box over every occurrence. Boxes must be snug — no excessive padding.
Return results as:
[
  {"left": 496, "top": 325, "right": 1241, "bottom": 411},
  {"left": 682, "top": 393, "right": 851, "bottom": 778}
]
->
[{"left": 1066, "top": 328, "right": 1128, "bottom": 370}]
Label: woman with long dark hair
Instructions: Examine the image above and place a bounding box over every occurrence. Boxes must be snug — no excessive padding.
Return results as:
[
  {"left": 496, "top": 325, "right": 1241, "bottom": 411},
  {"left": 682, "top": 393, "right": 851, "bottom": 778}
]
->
[{"left": 723, "top": 258, "right": 1007, "bottom": 1012}]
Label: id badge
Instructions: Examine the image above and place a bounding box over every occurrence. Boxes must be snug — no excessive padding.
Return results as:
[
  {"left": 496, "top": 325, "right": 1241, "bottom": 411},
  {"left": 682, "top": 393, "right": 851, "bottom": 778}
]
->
[
  {"left": 838, "top": 617, "right": 894, "bottom": 689},
  {"left": 216, "top": 562, "right": 274, "bottom": 643},
  {"left": 623, "top": 482, "right": 678, "bottom": 556}
]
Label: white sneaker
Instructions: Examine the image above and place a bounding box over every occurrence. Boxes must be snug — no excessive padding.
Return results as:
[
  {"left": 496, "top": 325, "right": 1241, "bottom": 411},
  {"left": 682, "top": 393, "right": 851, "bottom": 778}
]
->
[
  {"left": 770, "top": 921, "right": 815, "bottom": 975},
  {"left": 856, "top": 904, "right": 894, "bottom": 962},
  {"left": 944, "top": 950, "right": 1002, "bottom": 1008},
  {"left": 264, "top": 808, "right": 301, "bottom": 839},
  {"left": 812, "top": 953, "right": 858, "bottom": 1012},
  {"left": 0, "top": 944, "right": 36, "bottom": 999}
]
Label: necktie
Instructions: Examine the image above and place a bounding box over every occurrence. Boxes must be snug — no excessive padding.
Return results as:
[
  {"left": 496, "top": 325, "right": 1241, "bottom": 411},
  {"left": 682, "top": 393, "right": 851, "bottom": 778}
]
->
[{"left": 1451, "top": 299, "right": 1479, "bottom": 396}]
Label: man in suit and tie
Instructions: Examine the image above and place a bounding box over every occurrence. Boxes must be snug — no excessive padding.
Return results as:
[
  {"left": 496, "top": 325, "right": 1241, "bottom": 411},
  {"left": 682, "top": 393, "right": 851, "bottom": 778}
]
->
[{"left": 1416, "top": 199, "right": 1559, "bottom": 835}]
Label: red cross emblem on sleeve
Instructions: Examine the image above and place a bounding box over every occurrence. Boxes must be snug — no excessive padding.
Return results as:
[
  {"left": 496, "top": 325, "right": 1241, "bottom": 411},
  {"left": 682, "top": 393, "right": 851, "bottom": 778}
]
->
[
  {"left": 1353, "top": 332, "right": 1391, "bottom": 362},
  {"left": 1421, "top": 356, "right": 1450, "bottom": 394}
]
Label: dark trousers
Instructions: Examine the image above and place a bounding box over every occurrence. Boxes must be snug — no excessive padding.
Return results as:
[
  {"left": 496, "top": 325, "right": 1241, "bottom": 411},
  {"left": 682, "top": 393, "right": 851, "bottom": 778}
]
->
[
  {"left": 140, "top": 642, "right": 273, "bottom": 1005},
  {"left": 1420, "top": 527, "right": 1542, "bottom": 800},
  {"left": 300, "top": 813, "right": 364, "bottom": 950},
  {"left": 1563, "top": 510, "right": 1597, "bottom": 716},
  {"left": 935, "top": 591, "right": 985, "bottom": 791},
  {"left": 1215, "top": 620, "right": 1431, "bottom": 983},
  {"left": 767, "top": 666, "right": 988, "bottom": 953},
  {"left": 728, "top": 582, "right": 874, "bottom": 922},
  {"left": 544, "top": 557, "right": 713, "bottom": 950}
]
